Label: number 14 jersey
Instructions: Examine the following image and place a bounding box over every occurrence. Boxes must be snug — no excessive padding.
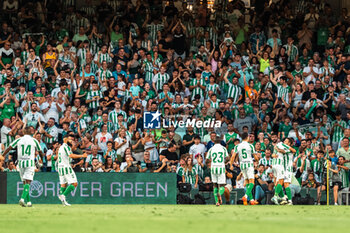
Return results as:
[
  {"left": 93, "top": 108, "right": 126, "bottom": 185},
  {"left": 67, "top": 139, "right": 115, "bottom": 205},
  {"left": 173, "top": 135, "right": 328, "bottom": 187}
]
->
[{"left": 10, "top": 135, "right": 42, "bottom": 168}]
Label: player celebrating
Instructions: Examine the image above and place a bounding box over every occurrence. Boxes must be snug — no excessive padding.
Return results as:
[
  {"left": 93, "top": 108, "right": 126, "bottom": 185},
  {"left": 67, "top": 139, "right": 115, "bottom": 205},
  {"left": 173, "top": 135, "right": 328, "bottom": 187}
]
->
[
  {"left": 1, "top": 127, "right": 44, "bottom": 207},
  {"left": 230, "top": 133, "right": 259, "bottom": 205},
  {"left": 206, "top": 136, "right": 229, "bottom": 206},
  {"left": 57, "top": 132, "right": 87, "bottom": 206},
  {"left": 280, "top": 138, "right": 296, "bottom": 205},
  {"left": 271, "top": 139, "right": 293, "bottom": 205}
]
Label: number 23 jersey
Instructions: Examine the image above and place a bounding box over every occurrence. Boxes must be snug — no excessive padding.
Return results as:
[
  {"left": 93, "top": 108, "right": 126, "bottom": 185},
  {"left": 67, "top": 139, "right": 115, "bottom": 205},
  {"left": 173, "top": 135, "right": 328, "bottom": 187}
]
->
[{"left": 206, "top": 144, "right": 228, "bottom": 170}]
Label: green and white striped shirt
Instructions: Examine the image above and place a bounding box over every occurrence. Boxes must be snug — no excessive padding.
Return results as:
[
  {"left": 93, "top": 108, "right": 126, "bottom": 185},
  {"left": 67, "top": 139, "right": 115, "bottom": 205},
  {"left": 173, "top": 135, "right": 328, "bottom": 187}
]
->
[
  {"left": 152, "top": 72, "right": 170, "bottom": 92},
  {"left": 284, "top": 151, "right": 294, "bottom": 172},
  {"left": 104, "top": 149, "right": 117, "bottom": 162},
  {"left": 15, "top": 92, "right": 27, "bottom": 102},
  {"left": 206, "top": 83, "right": 220, "bottom": 96},
  {"left": 226, "top": 82, "right": 242, "bottom": 103},
  {"left": 259, "top": 157, "right": 272, "bottom": 167},
  {"left": 340, "top": 168, "right": 349, "bottom": 188},
  {"left": 94, "top": 52, "right": 112, "bottom": 66},
  {"left": 44, "top": 125, "right": 58, "bottom": 144},
  {"left": 90, "top": 35, "right": 102, "bottom": 56},
  {"left": 142, "top": 60, "right": 154, "bottom": 83},
  {"left": 10, "top": 135, "right": 41, "bottom": 168},
  {"left": 311, "top": 159, "right": 322, "bottom": 175},
  {"left": 207, "top": 143, "right": 228, "bottom": 175},
  {"left": 21, "top": 51, "right": 29, "bottom": 64},
  {"left": 86, "top": 90, "right": 103, "bottom": 109},
  {"left": 277, "top": 83, "right": 291, "bottom": 103},
  {"left": 108, "top": 109, "right": 127, "bottom": 125},
  {"left": 283, "top": 44, "right": 298, "bottom": 62},
  {"left": 272, "top": 142, "right": 290, "bottom": 166},
  {"left": 97, "top": 68, "right": 113, "bottom": 82},
  {"left": 183, "top": 168, "right": 198, "bottom": 184},
  {"left": 98, "top": 121, "right": 115, "bottom": 134},
  {"left": 331, "top": 120, "right": 347, "bottom": 142},
  {"left": 190, "top": 78, "right": 205, "bottom": 100},
  {"left": 77, "top": 48, "right": 88, "bottom": 66},
  {"left": 209, "top": 99, "right": 220, "bottom": 109},
  {"left": 57, "top": 143, "right": 74, "bottom": 176},
  {"left": 194, "top": 125, "right": 207, "bottom": 139},
  {"left": 146, "top": 23, "right": 164, "bottom": 45},
  {"left": 235, "top": 141, "right": 255, "bottom": 170}
]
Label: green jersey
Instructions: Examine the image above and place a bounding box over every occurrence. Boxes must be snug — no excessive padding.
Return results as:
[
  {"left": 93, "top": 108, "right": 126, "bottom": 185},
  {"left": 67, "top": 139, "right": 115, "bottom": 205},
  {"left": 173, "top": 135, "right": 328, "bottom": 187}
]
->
[
  {"left": 190, "top": 78, "right": 206, "bottom": 100},
  {"left": 44, "top": 126, "right": 58, "bottom": 144},
  {"left": 278, "top": 123, "right": 293, "bottom": 139},
  {"left": 177, "top": 166, "right": 184, "bottom": 177},
  {"left": 183, "top": 168, "right": 198, "bottom": 184},
  {"left": 331, "top": 120, "right": 346, "bottom": 143},
  {"left": 224, "top": 132, "right": 239, "bottom": 154},
  {"left": 152, "top": 73, "right": 170, "bottom": 92},
  {"left": 108, "top": 109, "right": 127, "bottom": 125},
  {"left": 311, "top": 159, "right": 322, "bottom": 175},
  {"left": 277, "top": 83, "right": 292, "bottom": 103},
  {"left": 226, "top": 82, "right": 242, "bottom": 103},
  {"left": 259, "top": 157, "right": 272, "bottom": 167},
  {"left": 291, "top": 69, "right": 303, "bottom": 77}
]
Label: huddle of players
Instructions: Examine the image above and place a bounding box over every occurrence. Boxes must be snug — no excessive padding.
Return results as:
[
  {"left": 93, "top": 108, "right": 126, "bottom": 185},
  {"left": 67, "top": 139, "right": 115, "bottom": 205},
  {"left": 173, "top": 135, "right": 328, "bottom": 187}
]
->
[
  {"left": 1, "top": 128, "right": 86, "bottom": 207},
  {"left": 206, "top": 132, "right": 296, "bottom": 206}
]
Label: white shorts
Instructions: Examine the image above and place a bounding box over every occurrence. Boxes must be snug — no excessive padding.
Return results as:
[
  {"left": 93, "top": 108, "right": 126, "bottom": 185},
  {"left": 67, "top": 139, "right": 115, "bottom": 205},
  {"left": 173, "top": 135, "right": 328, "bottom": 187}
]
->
[
  {"left": 284, "top": 170, "right": 292, "bottom": 183},
  {"left": 272, "top": 165, "right": 285, "bottom": 181},
  {"left": 59, "top": 171, "right": 77, "bottom": 185},
  {"left": 225, "top": 184, "right": 233, "bottom": 192},
  {"left": 19, "top": 167, "right": 35, "bottom": 181},
  {"left": 242, "top": 167, "right": 254, "bottom": 180},
  {"left": 211, "top": 173, "right": 226, "bottom": 184}
]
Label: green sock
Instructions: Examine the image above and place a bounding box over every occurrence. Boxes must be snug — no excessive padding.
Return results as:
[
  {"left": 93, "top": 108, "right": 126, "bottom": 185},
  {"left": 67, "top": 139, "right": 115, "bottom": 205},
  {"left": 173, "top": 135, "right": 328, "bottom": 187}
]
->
[
  {"left": 285, "top": 187, "right": 292, "bottom": 200},
  {"left": 279, "top": 187, "right": 285, "bottom": 198},
  {"left": 274, "top": 184, "right": 282, "bottom": 197},
  {"left": 213, "top": 187, "right": 218, "bottom": 203},
  {"left": 219, "top": 187, "right": 225, "bottom": 196},
  {"left": 59, "top": 187, "right": 66, "bottom": 195},
  {"left": 26, "top": 190, "right": 30, "bottom": 203},
  {"left": 21, "top": 184, "right": 29, "bottom": 200},
  {"left": 63, "top": 185, "right": 75, "bottom": 197},
  {"left": 246, "top": 183, "right": 254, "bottom": 200}
]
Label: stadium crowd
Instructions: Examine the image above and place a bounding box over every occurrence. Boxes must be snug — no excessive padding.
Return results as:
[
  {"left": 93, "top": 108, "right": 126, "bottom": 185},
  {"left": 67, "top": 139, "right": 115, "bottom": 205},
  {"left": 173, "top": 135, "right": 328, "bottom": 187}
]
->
[{"left": 0, "top": 0, "right": 350, "bottom": 204}]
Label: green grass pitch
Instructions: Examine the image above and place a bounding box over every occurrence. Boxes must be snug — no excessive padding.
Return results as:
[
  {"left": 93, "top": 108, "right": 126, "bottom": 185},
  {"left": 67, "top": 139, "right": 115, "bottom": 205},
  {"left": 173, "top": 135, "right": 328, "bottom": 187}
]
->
[{"left": 0, "top": 204, "right": 349, "bottom": 233}]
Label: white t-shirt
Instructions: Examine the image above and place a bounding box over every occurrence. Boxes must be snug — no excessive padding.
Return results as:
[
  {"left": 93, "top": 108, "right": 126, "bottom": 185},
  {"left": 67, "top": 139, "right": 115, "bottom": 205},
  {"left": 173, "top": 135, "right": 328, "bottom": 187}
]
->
[
  {"left": 95, "top": 132, "right": 113, "bottom": 152},
  {"left": 46, "top": 149, "right": 53, "bottom": 167},
  {"left": 114, "top": 137, "right": 130, "bottom": 157},
  {"left": 117, "top": 81, "right": 126, "bottom": 96},
  {"left": 189, "top": 143, "right": 206, "bottom": 164},
  {"left": 40, "top": 101, "right": 61, "bottom": 122},
  {"left": 1, "top": 126, "right": 12, "bottom": 147},
  {"left": 303, "top": 66, "right": 320, "bottom": 85}
]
